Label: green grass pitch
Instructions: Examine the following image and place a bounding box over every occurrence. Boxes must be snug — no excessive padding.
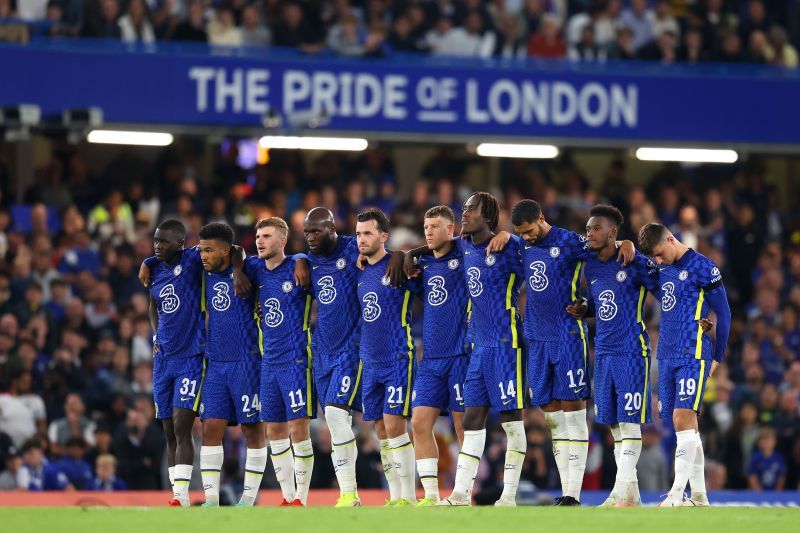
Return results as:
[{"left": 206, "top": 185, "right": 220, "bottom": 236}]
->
[{"left": 1, "top": 507, "right": 797, "bottom": 533}]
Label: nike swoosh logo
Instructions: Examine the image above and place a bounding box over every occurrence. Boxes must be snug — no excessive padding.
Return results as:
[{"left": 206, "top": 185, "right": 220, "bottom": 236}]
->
[
  {"left": 292, "top": 407, "right": 303, "bottom": 413},
  {"left": 679, "top": 397, "right": 690, "bottom": 401},
  {"left": 464, "top": 252, "right": 471, "bottom": 255},
  {"left": 358, "top": 282, "right": 364, "bottom": 286},
  {"left": 258, "top": 285, "right": 263, "bottom": 288},
  {"left": 313, "top": 266, "right": 319, "bottom": 270},
  {"left": 180, "top": 397, "right": 192, "bottom": 401},
  {"left": 627, "top": 411, "right": 639, "bottom": 416},
  {"left": 336, "top": 392, "right": 349, "bottom": 398},
  {"left": 458, "top": 402, "right": 465, "bottom": 406},
  {"left": 524, "top": 245, "right": 532, "bottom": 250},
  {"left": 246, "top": 412, "right": 256, "bottom": 418},
  {"left": 502, "top": 399, "right": 513, "bottom": 405},
  {"left": 590, "top": 280, "right": 597, "bottom": 284},
  {"left": 573, "top": 388, "right": 584, "bottom": 394},
  {"left": 423, "top": 265, "right": 428, "bottom": 269}
]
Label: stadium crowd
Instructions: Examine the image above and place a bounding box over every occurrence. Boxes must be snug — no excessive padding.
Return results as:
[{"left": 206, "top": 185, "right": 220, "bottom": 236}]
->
[
  {"left": 0, "top": 141, "right": 798, "bottom": 498},
  {"left": 0, "top": 0, "right": 798, "bottom": 67}
]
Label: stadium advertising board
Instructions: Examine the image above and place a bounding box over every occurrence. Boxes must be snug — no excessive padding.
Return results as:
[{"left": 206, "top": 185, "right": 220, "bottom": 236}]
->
[{"left": 1, "top": 43, "right": 798, "bottom": 144}]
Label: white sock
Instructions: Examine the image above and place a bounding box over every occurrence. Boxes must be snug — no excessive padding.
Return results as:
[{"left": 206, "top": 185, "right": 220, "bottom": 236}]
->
[
  {"left": 239, "top": 447, "right": 268, "bottom": 506},
  {"left": 325, "top": 406, "right": 358, "bottom": 494},
  {"left": 689, "top": 432, "right": 707, "bottom": 496},
  {"left": 417, "top": 458, "right": 439, "bottom": 500},
  {"left": 544, "top": 411, "right": 570, "bottom": 496},
  {"left": 389, "top": 433, "right": 416, "bottom": 503},
  {"left": 672, "top": 430, "right": 698, "bottom": 495},
  {"left": 452, "top": 429, "right": 486, "bottom": 497},
  {"left": 168, "top": 465, "right": 176, "bottom": 493},
  {"left": 500, "top": 421, "right": 526, "bottom": 501},
  {"left": 173, "top": 464, "right": 193, "bottom": 505},
  {"left": 270, "top": 438, "right": 297, "bottom": 502},
  {"left": 614, "top": 423, "right": 641, "bottom": 501},
  {"left": 565, "top": 409, "right": 588, "bottom": 501},
  {"left": 200, "top": 445, "right": 224, "bottom": 505},
  {"left": 380, "top": 438, "right": 402, "bottom": 501},
  {"left": 610, "top": 425, "right": 622, "bottom": 468},
  {"left": 293, "top": 439, "right": 314, "bottom": 506}
]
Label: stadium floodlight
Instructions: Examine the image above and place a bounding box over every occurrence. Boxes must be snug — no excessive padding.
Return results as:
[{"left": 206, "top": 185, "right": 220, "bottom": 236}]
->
[
  {"left": 475, "top": 143, "right": 559, "bottom": 159},
  {"left": 634, "top": 147, "right": 738, "bottom": 164},
  {"left": 258, "top": 136, "right": 368, "bottom": 151},
  {"left": 87, "top": 130, "right": 174, "bottom": 146}
]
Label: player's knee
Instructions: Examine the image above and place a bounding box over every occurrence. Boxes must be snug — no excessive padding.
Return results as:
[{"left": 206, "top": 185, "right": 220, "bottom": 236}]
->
[
  {"left": 411, "top": 414, "right": 433, "bottom": 437},
  {"left": 618, "top": 423, "right": 641, "bottom": 440},
  {"left": 462, "top": 411, "right": 485, "bottom": 431},
  {"left": 289, "top": 423, "right": 310, "bottom": 443}
]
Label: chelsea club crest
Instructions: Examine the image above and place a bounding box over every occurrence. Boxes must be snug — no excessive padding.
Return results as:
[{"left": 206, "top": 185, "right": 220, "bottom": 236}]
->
[
  {"left": 336, "top": 258, "right": 346, "bottom": 270},
  {"left": 550, "top": 247, "right": 560, "bottom": 258},
  {"left": 173, "top": 265, "right": 182, "bottom": 276},
  {"left": 616, "top": 271, "right": 627, "bottom": 282},
  {"left": 448, "top": 259, "right": 459, "bottom": 269},
  {"left": 282, "top": 281, "right": 293, "bottom": 293},
  {"left": 485, "top": 255, "right": 496, "bottom": 266}
]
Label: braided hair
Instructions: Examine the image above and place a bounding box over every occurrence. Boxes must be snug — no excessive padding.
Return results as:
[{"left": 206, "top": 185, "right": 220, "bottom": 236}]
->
[{"left": 473, "top": 191, "right": 500, "bottom": 232}]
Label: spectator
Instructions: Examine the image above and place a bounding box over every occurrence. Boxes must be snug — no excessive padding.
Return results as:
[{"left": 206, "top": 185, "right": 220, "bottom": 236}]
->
[
  {"left": 527, "top": 13, "right": 566, "bottom": 58},
  {"left": 739, "top": 0, "right": 772, "bottom": 45},
  {"left": 638, "top": 28, "right": 678, "bottom": 63},
  {"left": 18, "top": 439, "right": 72, "bottom": 491},
  {"left": 433, "top": 9, "right": 496, "bottom": 57},
  {"left": 0, "top": 446, "right": 23, "bottom": 490},
  {"left": 0, "top": 369, "right": 47, "bottom": 447},
  {"left": 118, "top": 0, "right": 155, "bottom": 43},
  {"left": 207, "top": 4, "right": 241, "bottom": 46},
  {"left": 171, "top": 0, "right": 206, "bottom": 43},
  {"left": 82, "top": 0, "right": 122, "bottom": 39},
  {"left": 566, "top": 0, "right": 615, "bottom": 49},
  {"left": 493, "top": 12, "right": 526, "bottom": 58},
  {"left": 111, "top": 401, "right": 163, "bottom": 489},
  {"left": 617, "top": 0, "right": 654, "bottom": 51},
  {"left": 327, "top": 14, "right": 367, "bottom": 56},
  {"left": 58, "top": 230, "right": 102, "bottom": 281},
  {"left": 765, "top": 25, "right": 799, "bottom": 67},
  {"left": 48, "top": 393, "right": 96, "bottom": 456},
  {"left": 17, "top": 0, "right": 48, "bottom": 21},
  {"left": 651, "top": 0, "right": 679, "bottom": 41},
  {"left": 678, "top": 27, "right": 709, "bottom": 63},
  {"left": 748, "top": 426, "right": 787, "bottom": 490},
  {"left": 90, "top": 453, "right": 127, "bottom": 491},
  {"left": 240, "top": 4, "right": 270, "bottom": 47},
  {"left": 715, "top": 30, "right": 744, "bottom": 62},
  {"left": 272, "top": 1, "right": 324, "bottom": 54},
  {"left": 569, "top": 22, "right": 607, "bottom": 61},
  {"left": 87, "top": 190, "right": 135, "bottom": 248},
  {"left": 55, "top": 437, "right": 93, "bottom": 490},
  {"left": 607, "top": 25, "right": 637, "bottom": 60}
]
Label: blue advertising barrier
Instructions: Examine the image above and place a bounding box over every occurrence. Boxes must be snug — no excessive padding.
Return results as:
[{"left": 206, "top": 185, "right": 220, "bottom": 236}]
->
[{"left": 1, "top": 40, "right": 799, "bottom": 145}]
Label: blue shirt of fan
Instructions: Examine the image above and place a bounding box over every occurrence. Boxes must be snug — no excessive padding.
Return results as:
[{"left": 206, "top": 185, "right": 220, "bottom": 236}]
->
[
  {"left": 585, "top": 251, "right": 659, "bottom": 356},
  {"left": 22, "top": 460, "right": 70, "bottom": 491},
  {"left": 145, "top": 248, "right": 205, "bottom": 359},
  {"left": 457, "top": 235, "right": 524, "bottom": 348},
  {"left": 357, "top": 254, "right": 420, "bottom": 364},
  {"left": 308, "top": 235, "right": 362, "bottom": 356},
  {"left": 418, "top": 242, "right": 470, "bottom": 358},
  {"left": 655, "top": 249, "right": 722, "bottom": 361},
  {"left": 748, "top": 450, "right": 786, "bottom": 490},
  {"left": 520, "top": 226, "right": 590, "bottom": 342},
  {"left": 204, "top": 266, "right": 260, "bottom": 362},
  {"left": 58, "top": 246, "right": 102, "bottom": 278},
  {"left": 244, "top": 256, "right": 312, "bottom": 364}
]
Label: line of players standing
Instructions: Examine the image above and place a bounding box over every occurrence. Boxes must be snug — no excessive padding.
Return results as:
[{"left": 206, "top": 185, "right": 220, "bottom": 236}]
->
[{"left": 141, "top": 190, "right": 730, "bottom": 509}]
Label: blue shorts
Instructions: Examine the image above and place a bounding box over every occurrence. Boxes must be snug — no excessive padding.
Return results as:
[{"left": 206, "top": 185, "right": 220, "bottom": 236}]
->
[
  {"left": 657, "top": 358, "right": 710, "bottom": 420},
  {"left": 314, "top": 351, "right": 363, "bottom": 411},
  {"left": 361, "top": 354, "right": 416, "bottom": 422},
  {"left": 260, "top": 357, "right": 316, "bottom": 423},
  {"left": 527, "top": 336, "right": 590, "bottom": 407},
  {"left": 464, "top": 345, "right": 525, "bottom": 412},
  {"left": 199, "top": 358, "right": 261, "bottom": 425},
  {"left": 412, "top": 354, "right": 469, "bottom": 414},
  {"left": 153, "top": 354, "right": 205, "bottom": 419},
  {"left": 593, "top": 354, "right": 652, "bottom": 425}
]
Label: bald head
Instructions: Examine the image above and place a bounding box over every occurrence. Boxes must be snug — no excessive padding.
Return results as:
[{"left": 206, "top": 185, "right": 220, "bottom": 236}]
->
[{"left": 304, "top": 207, "right": 338, "bottom": 255}]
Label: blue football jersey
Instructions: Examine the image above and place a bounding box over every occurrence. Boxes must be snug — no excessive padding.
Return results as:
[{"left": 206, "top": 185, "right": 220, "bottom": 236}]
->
[
  {"left": 656, "top": 249, "right": 722, "bottom": 361},
  {"left": 244, "top": 256, "right": 312, "bottom": 364},
  {"left": 585, "top": 251, "right": 660, "bottom": 356},
  {"left": 146, "top": 248, "right": 205, "bottom": 358},
  {"left": 357, "top": 254, "right": 420, "bottom": 364},
  {"left": 458, "top": 235, "right": 524, "bottom": 348},
  {"left": 418, "top": 243, "right": 471, "bottom": 358},
  {"left": 520, "top": 226, "right": 589, "bottom": 342},
  {"left": 308, "top": 235, "right": 361, "bottom": 356},
  {"left": 203, "top": 267, "right": 260, "bottom": 362}
]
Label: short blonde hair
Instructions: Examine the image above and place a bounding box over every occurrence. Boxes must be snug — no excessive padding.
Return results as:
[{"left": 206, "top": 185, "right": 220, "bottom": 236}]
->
[
  {"left": 96, "top": 454, "right": 117, "bottom": 467},
  {"left": 255, "top": 217, "right": 289, "bottom": 237}
]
